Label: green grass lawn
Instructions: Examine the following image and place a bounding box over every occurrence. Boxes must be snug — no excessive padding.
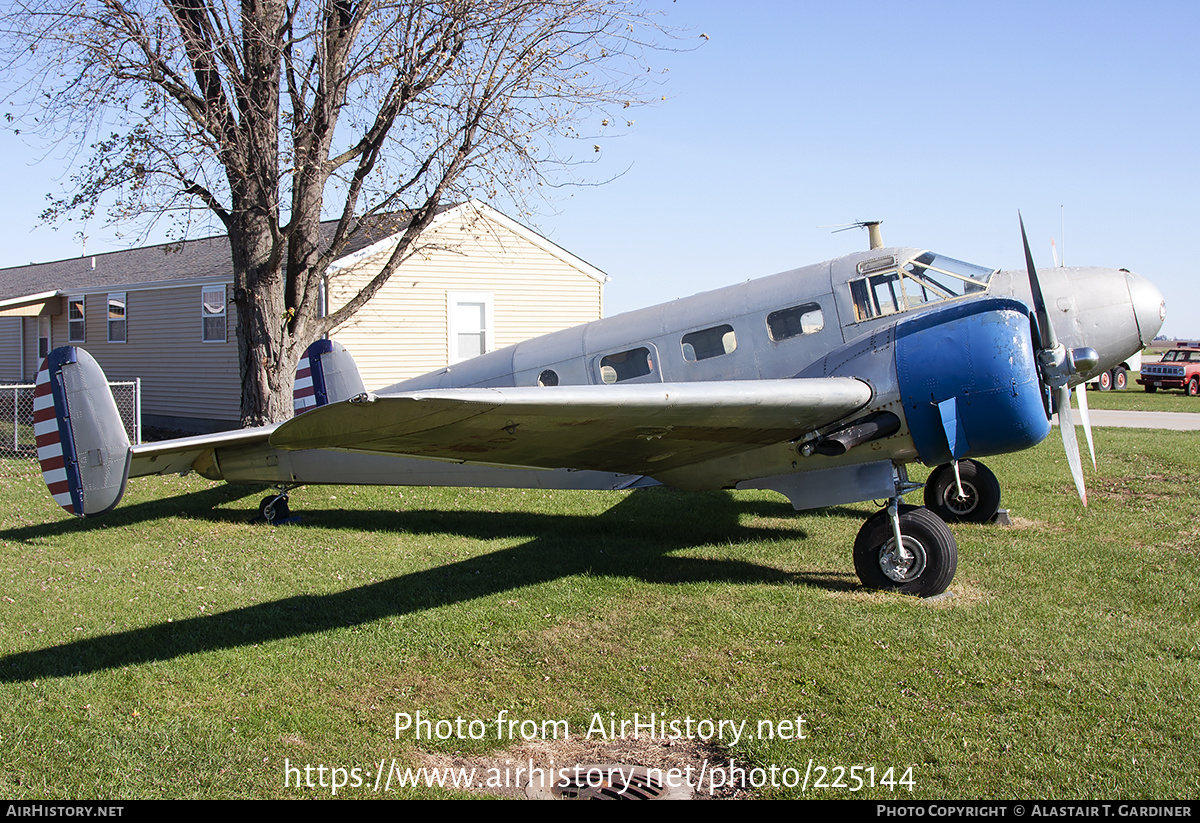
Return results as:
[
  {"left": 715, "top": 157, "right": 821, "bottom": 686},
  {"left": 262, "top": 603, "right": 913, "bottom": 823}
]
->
[{"left": 1, "top": 429, "right": 1197, "bottom": 799}]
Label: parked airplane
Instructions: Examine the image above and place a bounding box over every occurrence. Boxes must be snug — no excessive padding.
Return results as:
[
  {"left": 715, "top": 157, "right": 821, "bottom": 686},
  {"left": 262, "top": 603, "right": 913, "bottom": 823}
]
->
[{"left": 33, "top": 220, "right": 1164, "bottom": 597}]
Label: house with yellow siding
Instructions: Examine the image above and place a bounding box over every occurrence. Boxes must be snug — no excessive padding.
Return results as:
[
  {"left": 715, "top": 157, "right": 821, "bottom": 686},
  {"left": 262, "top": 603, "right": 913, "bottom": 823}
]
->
[{"left": 0, "top": 202, "right": 606, "bottom": 433}]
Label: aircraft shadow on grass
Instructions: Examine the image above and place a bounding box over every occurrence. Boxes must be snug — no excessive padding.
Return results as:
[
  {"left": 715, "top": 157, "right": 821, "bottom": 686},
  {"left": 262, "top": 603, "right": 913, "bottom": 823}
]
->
[{"left": 0, "top": 488, "right": 862, "bottom": 683}]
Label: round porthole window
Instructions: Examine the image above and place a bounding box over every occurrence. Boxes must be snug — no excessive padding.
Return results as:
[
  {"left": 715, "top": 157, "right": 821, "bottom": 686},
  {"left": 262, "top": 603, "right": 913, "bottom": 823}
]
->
[{"left": 538, "top": 369, "right": 559, "bottom": 387}]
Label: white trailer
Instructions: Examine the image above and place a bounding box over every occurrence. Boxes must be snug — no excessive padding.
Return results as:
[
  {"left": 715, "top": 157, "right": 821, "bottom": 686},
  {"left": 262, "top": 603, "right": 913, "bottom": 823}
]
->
[{"left": 1086, "top": 350, "right": 1141, "bottom": 391}]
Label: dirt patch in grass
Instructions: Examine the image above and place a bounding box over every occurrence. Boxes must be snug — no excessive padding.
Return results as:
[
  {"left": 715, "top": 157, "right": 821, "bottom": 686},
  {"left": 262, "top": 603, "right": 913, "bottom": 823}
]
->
[
  {"left": 1090, "top": 475, "right": 1186, "bottom": 504},
  {"left": 408, "top": 735, "right": 742, "bottom": 799}
]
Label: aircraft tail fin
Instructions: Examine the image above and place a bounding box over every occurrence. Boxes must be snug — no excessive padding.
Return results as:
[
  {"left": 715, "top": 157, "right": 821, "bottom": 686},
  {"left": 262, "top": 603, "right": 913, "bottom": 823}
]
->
[
  {"left": 34, "top": 347, "right": 132, "bottom": 517},
  {"left": 293, "top": 340, "right": 367, "bottom": 415}
]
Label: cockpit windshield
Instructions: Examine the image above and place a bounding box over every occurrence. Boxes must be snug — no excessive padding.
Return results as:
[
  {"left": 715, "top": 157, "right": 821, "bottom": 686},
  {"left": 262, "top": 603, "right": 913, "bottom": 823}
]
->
[{"left": 849, "top": 252, "right": 995, "bottom": 322}]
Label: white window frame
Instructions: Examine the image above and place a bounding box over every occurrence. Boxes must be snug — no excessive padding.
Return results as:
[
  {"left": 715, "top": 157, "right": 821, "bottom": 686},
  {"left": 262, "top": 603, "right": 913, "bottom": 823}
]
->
[
  {"left": 67, "top": 295, "right": 85, "bottom": 343},
  {"left": 107, "top": 292, "right": 127, "bottom": 343},
  {"left": 447, "top": 291, "right": 494, "bottom": 363},
  {"left": 38, "top": 315, "right": 51, "bottom": 359},
  {"left": 201, "top": 284, "right": 227, "bottom": 343}
]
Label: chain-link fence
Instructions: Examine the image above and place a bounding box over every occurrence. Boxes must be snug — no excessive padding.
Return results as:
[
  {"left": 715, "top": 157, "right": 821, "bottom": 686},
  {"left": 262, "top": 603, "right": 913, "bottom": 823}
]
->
[{"left": 0, "top": 380, "right": 141, "bottom": 460}]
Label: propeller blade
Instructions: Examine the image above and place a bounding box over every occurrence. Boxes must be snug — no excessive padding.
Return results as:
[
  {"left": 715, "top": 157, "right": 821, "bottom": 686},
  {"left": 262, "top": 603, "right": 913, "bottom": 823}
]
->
[
  {"left": 1020, "top": 212, "right": 1056, "bottom": 349},
  {"left": 1056, "top": 385, "right": 1088, "bottom": 507},
  {"left": 1074, "top": 382, "right": 1097, "bottom": 470},
  {"left": 1023, "top": 214, "right": 1090, "bottom": 507}
]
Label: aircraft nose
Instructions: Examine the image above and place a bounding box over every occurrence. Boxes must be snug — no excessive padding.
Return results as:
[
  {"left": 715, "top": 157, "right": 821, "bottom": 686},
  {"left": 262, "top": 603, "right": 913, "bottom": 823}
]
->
[{"left": 1126, "top": 270, "right": 1166, "bottom": 347}]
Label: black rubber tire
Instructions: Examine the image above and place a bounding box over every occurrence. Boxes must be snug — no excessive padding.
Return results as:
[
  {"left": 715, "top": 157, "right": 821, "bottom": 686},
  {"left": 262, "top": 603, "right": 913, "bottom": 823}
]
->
[
  {"left": 853, "top": 505, "right": 958, "bottom": 598},
  {"left": 1098, "top": 370, "right": 1113, "bottom": 391},
  {"left": 1190, "top": 378, "right": 1200, "bottom": 398},
  {"left": 1113, "top": 368, "right": 1128, "bottom": 391},
  {"left": 259, "top": 495, "right": 290, "bottom": 523},
  {"left": 923, "top": 460, "right": 1002, "bottom": 524}
]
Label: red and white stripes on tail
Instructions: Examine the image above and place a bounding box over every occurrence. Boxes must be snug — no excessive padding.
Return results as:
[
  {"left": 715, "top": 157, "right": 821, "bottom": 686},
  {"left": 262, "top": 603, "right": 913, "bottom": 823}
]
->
[
  {"left": 293, "top": 359, "right": 318, "bottom": 414},
  {"left": 34, "top": 359, "right": 77, "bottom": 515},
  {"left": 34, "top": 347, "right": 132, "bottom": 518},
  {"left": 293, "top": 340, "right": 366, "bottom": 415}
]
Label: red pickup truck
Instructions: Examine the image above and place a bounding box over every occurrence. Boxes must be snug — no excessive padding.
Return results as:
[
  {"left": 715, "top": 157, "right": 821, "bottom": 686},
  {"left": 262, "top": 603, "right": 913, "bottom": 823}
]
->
[{"left": 1137, "top": 347, "right": 1200, "bottom": 395}]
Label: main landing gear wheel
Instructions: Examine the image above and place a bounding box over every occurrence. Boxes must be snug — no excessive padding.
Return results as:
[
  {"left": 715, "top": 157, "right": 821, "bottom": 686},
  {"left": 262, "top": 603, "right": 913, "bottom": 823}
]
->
[
  {"left": 923, "top": 460, "right": 1001, "bottom": 524},
  {"left": 854, "top": 506, "right": 957, "bottom": 598},
  {"left": 259, "top": 493, "right": 291, "bottom": 524}
]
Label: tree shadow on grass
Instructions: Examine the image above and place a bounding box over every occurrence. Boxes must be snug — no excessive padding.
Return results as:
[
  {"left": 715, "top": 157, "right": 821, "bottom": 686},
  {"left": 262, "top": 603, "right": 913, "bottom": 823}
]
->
[{"left": 0, "top": 488, "right": 863, "bottom": 683}]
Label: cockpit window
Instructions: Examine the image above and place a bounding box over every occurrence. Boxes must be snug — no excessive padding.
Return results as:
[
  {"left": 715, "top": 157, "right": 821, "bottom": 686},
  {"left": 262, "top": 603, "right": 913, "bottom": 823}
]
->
[
  {"left": 904, "top": 253, "right": 994, "bottom": 299},
  {"left": 850, "top": 252, "right": 995, "bottom": 321}
]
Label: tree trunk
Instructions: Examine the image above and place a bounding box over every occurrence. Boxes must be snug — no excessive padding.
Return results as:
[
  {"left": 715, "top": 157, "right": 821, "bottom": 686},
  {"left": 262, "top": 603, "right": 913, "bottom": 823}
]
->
[{"left": 230, "top": 216, "right": 296, "bottom": 427}]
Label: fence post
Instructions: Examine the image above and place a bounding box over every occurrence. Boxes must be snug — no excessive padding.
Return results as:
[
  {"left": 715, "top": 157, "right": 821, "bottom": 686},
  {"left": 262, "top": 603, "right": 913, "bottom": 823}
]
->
[
  {"left": 135, "top": 377, "right": 142, "bottom": 445},
  {"left": 11, "top": 386, "right": 17, "bottom": 453}
]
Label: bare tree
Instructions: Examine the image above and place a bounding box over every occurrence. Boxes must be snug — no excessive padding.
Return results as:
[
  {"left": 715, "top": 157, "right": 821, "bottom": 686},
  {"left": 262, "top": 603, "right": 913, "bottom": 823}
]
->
[{"left": 1, "top": 0, "right": 669, "bottom": 425}]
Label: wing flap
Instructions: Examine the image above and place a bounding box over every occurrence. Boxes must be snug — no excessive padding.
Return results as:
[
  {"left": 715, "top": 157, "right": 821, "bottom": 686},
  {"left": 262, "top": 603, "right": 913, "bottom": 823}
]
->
[{"left": 269, "top": 379, "right": 872, "bottom": 475}]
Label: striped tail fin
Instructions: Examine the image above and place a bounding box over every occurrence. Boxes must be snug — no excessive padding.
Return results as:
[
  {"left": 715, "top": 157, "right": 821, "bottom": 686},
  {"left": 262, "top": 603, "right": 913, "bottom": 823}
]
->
[
  {"left": 35, "top": 347, "right": 132, "bottom": 517},
  {"left": 293, "top": 340, "right": 366, "bottom": 415}
]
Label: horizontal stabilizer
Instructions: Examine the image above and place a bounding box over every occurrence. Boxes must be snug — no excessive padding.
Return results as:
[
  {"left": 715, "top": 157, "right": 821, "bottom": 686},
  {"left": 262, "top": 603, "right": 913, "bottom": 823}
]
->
[{"left": 35, "top": 347, "right": 132, "bottom": 517}]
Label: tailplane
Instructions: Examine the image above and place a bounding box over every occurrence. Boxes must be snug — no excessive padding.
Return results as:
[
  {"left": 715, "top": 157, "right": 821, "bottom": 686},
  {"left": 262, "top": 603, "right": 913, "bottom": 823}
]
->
[
  {"left": 35, "top": 347, "right": 132, "bottom": 517},
  {"left": 293, "top": 340, "right": 366, "bottom": 414}
]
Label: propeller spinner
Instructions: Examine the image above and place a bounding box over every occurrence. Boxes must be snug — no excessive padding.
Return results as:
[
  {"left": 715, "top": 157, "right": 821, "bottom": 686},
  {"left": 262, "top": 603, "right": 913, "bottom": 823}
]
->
[{"left": 1020, "top": 214, "right": 1097, "bottom": 506}]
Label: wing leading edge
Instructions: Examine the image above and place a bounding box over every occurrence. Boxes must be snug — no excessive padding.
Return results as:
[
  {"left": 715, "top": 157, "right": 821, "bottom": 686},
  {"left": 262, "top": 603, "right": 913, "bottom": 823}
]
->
[{"left": 269, "top": 378, "right": 874, "bottom": 476}]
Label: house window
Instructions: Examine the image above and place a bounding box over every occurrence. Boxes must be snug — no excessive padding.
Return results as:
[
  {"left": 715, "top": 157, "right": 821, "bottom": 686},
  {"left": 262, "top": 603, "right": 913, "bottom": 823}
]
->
[
  {"left": 38, "top": 316, "right": 51, "bottom": 359},
  {"left": 68, "top": 296, "right": 85, "bottom": 342},
  {"left": 107, "top": 293, "right": 127, "bottom": 343},
  {"left": 202, "top": 285, "right": 227, "bottom": 342},
  {"left": 448, "top": 292, "right": 493, "bottom": 362},
  {"left": 766, "top": 303, "right": 824, "bottom": 341},
  {"left": 681, "top": 324, "right": 737, "bottom": 362}
]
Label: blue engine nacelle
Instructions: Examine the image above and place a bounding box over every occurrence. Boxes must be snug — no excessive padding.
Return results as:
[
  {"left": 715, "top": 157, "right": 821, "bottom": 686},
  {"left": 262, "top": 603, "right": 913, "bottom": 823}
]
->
[{"left": 893, "top": 298, "right": 1050, "bottom": 466}]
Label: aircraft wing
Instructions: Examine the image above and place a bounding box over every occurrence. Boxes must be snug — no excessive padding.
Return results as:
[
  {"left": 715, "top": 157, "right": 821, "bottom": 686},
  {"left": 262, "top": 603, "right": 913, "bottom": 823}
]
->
[{"left": 269, "top": 378, "right": 873, "bottom": 475}]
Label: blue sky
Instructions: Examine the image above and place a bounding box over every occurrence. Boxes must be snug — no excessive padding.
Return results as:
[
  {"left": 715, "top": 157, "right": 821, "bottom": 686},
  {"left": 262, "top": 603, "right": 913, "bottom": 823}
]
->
[{"left": 3, "top": 1, "right": 1197, "bottom": 336}]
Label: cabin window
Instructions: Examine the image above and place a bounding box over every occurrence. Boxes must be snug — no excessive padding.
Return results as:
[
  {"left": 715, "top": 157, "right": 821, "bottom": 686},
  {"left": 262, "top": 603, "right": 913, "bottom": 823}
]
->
[
  {"left": 766, "top": 303, "right": 824, "bottom": 341},
  {"left": 538, "top": 369, "right": 559, "bottom": 387},
  {"left": 448, "top": 292, "right": 493, "bottom": 363},
  {"left": 202, "top": 285, "right": 227, "bottom": 343},
  {"left": 681, "top": 324, "right": 737, "bottom": 361},
  {"left": 67, "top": 296, "right": 85, "bottom": 342},
  {"left": 107, "top": 293, "right": 127, "bottom": 343},
  {"left": 599, "top": 347, "right": 653, "bottom": 383}
]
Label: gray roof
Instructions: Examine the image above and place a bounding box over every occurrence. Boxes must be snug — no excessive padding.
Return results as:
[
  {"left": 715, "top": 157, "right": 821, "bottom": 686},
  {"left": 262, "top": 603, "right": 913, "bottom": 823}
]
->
[{"left": 0, "top": 214, "right": 419, "bottom": 302}]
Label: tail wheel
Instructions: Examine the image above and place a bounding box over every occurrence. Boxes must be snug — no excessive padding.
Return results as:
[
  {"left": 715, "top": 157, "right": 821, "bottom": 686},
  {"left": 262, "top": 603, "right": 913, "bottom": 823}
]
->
[
  {"left": 259, "top": 494, "right": 290, "bottom": 523},
  {"left": 923, "top": 460, "right": 1001, "bottom": 524},
  {"left": 854, "top": 506, "right": 957, "bottom": 598}
]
